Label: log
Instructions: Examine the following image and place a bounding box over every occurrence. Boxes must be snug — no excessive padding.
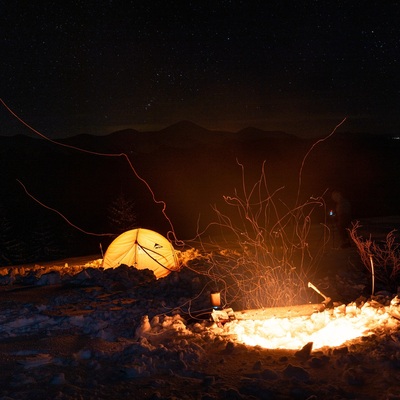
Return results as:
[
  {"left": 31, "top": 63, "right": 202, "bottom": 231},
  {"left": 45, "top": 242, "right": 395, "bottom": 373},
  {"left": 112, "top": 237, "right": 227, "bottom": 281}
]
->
[
  {"left": 211, "top": 302, "right": 327, "bottom": 324},
  {"left": 234, "top": 303, "right": 327, "bottom": 320}
]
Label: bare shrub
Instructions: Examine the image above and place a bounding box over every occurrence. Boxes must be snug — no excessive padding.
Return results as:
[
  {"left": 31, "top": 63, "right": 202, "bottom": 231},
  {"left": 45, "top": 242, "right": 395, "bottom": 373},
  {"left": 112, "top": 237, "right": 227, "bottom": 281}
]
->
[
  {"left": 349, "top": 221, "right": 400, "bottom": 293},
  {"left": 189, "top": 161, "right": 330, "bottom": 309}
]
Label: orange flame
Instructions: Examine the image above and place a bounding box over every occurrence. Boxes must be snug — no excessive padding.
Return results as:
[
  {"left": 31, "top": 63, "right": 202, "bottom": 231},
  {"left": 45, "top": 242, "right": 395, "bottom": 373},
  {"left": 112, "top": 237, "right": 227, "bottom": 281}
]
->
[{"left": 215, "top": 302, "right": 399, "bottom": 350}]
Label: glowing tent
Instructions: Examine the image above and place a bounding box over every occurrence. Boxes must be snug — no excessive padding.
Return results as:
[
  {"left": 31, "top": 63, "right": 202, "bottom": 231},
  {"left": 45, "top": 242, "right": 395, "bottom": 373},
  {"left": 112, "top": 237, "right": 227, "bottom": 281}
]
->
[{"left": 102, "top": 228, "right": 179, "bottom": 279}]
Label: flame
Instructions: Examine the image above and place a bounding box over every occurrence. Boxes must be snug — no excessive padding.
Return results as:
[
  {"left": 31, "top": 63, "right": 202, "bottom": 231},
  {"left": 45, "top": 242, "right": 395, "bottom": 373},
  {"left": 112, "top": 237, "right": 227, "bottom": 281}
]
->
[{"left": 217, "top": 302, "right": 400, "bottom": 350}]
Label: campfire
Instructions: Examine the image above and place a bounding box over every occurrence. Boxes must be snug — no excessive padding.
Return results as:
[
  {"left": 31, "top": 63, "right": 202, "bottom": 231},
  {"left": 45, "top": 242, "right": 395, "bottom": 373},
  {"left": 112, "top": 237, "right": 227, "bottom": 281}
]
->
[
  {"left": 221, "top": 302, "right": 399, "bottom": 350},
  {"left": 210, "top": 284, "right": 400, "bottom": 350}
]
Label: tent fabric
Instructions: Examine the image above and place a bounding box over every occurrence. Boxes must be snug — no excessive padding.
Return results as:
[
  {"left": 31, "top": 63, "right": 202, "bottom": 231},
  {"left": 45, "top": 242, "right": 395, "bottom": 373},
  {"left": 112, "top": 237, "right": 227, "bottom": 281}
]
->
[{"left": 102, "top": 228, "right": 179, "bottom": 279}]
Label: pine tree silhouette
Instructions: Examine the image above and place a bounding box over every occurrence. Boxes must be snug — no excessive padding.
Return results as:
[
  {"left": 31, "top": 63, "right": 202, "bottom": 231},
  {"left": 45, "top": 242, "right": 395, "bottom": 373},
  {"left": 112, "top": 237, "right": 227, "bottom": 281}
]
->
[
  {"left": 107, "top": 193, "right": 137, "bottom": 235},
  {"left": 29, "top": 219, "right": 62, "bottom": 262},
  {"left": 0, "top": 204, "right": 26, "bottom": 266}
]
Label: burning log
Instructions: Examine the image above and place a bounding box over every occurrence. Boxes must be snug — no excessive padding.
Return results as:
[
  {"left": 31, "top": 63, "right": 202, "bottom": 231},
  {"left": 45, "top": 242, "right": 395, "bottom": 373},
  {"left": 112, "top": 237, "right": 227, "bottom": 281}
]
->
[
  {"left": 211, "top": 302, "right": 327, "bottom": 325},
  {"left": 234, "top": 303, "right": 327, "bottom": 320},
  {"left": 211, "top": 281, "right": 332, "bottom": 324}
]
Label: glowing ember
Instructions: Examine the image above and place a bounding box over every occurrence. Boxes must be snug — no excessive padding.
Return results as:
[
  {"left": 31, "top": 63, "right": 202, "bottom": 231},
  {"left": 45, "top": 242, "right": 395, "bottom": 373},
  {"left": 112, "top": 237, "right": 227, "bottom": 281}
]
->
[{"left": 217, "top": 302, "right": 400, "bottom": 350}]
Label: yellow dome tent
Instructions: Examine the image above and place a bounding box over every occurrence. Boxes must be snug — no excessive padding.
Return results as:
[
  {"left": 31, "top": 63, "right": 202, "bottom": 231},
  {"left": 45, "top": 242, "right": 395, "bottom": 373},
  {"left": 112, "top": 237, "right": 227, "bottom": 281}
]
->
[{"left": 102, "top": 228, "right": 179, "bottom": 279}]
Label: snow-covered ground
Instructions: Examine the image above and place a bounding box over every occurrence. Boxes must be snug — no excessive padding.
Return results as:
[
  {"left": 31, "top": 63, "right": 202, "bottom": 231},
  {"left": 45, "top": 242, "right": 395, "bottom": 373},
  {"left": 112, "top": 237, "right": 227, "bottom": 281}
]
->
[{"left": 1, "top": 220, "right": 400, "bottom": 400}]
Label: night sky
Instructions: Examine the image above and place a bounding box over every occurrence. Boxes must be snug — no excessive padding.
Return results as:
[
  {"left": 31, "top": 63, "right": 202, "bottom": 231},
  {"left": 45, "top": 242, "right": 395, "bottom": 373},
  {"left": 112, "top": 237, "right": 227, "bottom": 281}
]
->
[{"left": 2, "top": 1, "right": 400, "bottom": 138}]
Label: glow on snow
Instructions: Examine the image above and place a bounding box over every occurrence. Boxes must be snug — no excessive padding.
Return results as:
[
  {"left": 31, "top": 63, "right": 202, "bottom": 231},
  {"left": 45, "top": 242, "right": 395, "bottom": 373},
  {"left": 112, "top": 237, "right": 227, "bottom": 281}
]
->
[{"left": 218, "top": 302, "right": 400, "bottom": 350}]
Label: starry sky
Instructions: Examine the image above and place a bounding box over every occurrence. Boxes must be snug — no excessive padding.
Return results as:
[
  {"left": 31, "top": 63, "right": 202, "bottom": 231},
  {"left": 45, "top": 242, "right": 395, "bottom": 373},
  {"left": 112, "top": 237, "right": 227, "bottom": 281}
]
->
[{"left": 2, "top": 1, "right": 400, "bottom": 138}]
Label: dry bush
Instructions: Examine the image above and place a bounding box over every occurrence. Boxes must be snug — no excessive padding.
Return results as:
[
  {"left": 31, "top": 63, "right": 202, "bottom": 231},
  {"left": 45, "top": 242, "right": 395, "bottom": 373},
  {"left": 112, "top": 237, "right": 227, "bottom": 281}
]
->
[
  {"left": 185, "top": 120, "right": 347, "bottom": 310},
  {"left": 189, "top": 161, "right": 330, "bottom": 309},
  {"left": 349, "top": 221, "right": 400, "bottom": 293}
]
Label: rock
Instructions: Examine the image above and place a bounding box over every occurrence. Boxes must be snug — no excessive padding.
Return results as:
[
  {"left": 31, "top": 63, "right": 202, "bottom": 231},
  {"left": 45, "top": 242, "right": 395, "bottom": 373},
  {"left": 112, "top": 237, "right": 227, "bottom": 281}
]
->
[
  {"left": 238, "top": 378, "right": 275, "bottom": 399},
  {"left": 332, "top": 346, "right": 349, "bottom": 355},
  {"left": 244, "top": 368, "right": 278, "bottom": 381},
  {"left": 50, "top": 373, "right": 66, "bottom": 385},
  {"left": 75, "top": 349, "right": 92, "bottom": 360},
  {"left": 260, "top": 368, "right": 279, "bottom": 380},
  {"left": 203, "top": 375, "right": 216, "bottom": 386},
  {"left": 36, "top": 271, "right": 61, "bottom": 286},
  {"left": 343, "top": 367, "right": 365, "bottom": 386},
  {"left": 295, "top": 341, "right": 313, "bottom": 360},
  {"left": 223, "top": 341, "right": 235, "bottom": 354},
  {"left": 252, "top": 360, "right": 262, "bottom": 370},
  {"left": 19, "top": 353, "right": 53, "bottom": 368},
  {"left": 283, "top": 364, "right": 310, "bottom": 382},
  {"left": 308, "top": 355, "right": 329, "bottom": 368}
]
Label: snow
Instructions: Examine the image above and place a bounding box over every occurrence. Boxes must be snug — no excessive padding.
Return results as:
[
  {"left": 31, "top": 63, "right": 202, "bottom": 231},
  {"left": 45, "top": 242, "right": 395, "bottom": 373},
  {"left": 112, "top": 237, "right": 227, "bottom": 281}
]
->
[
  {"left": 1, "top": 239, "right": 400, "bottom": 399},
  {"left": 221, "top": 301, "right": 399, "bottom": 350}
]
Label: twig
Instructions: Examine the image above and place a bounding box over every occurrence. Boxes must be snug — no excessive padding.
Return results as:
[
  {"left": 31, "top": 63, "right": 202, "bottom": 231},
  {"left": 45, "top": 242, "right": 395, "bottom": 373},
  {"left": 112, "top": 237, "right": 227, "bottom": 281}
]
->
[{"left": 369, "top": 254, "right": 375, "bottom": 296}]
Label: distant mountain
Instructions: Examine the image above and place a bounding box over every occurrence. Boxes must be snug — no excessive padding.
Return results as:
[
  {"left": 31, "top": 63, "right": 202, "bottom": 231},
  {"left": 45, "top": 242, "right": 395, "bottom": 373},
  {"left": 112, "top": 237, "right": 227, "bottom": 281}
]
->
[
  {"left": 158, "top": 120, "right": 210, "bottom": 136},
  {"left": 236, "top": 127, "right": 297, "bottom": 140},
  {"left": 1, "top": 122, "right": 399, "bottom": 265},
  {"left": 55, "top": 121, "right": 298, "bottom": 153},
  {"left": 88, "top": 121, "right": 297, "bottom": 150}
]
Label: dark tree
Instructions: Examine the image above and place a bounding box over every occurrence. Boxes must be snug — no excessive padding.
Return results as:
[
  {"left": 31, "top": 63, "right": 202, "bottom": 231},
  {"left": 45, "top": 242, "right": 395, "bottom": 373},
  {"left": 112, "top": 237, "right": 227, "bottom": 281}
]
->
[
  {"left": 0, "top": 204, "right": 26, "bottom": 266},
  {"left": 107, "top": 193, "right": 137, "bottom": 234},
  {"left": 29, "top": 218, "right": 63, "bottom": 262}
]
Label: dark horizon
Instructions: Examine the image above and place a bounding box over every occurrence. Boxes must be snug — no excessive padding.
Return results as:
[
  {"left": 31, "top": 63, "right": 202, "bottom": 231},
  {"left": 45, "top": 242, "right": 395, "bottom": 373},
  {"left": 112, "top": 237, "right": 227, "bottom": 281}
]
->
[
  {"left": 0, "top": 105, "right": 394, "bottom": 142},
  {"left": 2, "top": 2, "right": 399, "bottom": 139}
]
